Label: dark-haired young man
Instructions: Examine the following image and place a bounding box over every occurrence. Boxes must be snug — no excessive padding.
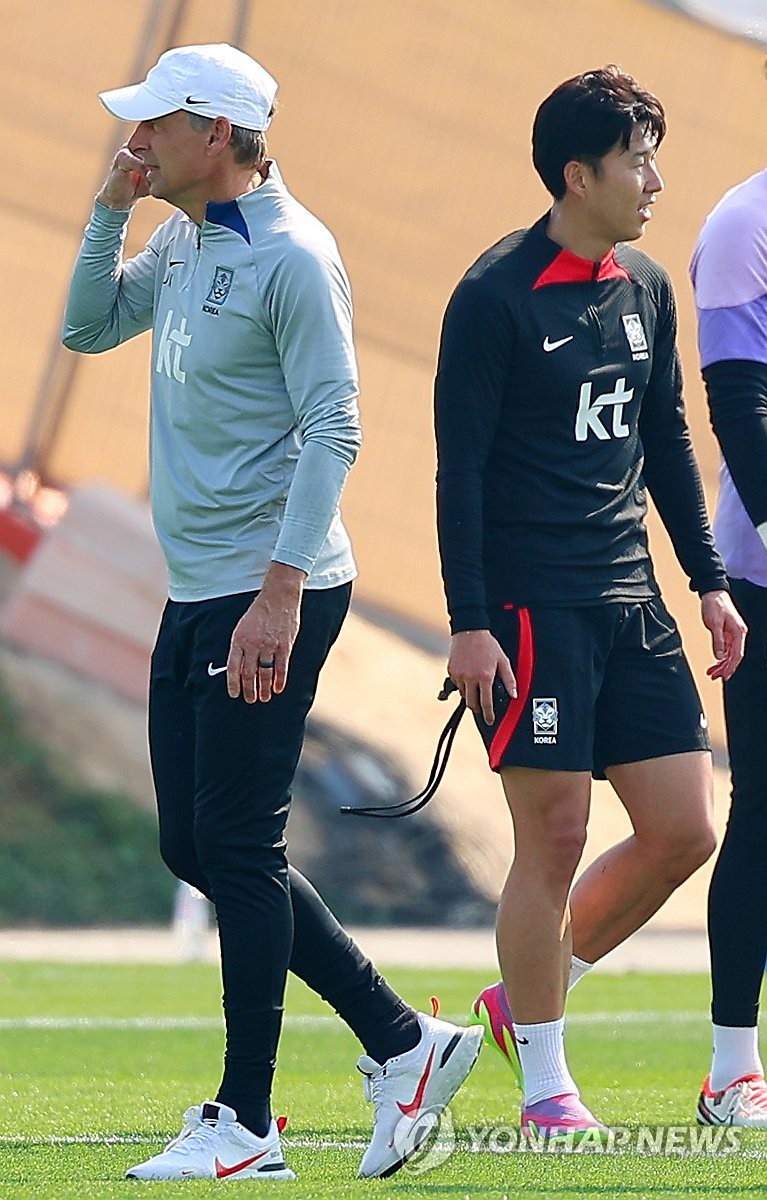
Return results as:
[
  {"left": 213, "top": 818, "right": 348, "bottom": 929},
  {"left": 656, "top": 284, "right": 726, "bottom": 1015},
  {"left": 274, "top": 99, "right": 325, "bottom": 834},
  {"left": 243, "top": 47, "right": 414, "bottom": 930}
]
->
[
  {"left": 63, "top": 42, "right": 481, "bottom": 1182},
  {"left": 434, "top": 66, "right": 746, "bottom": 1139},
  {"left": 691, "top": 149, "right": 767, "bottom": 1127}
]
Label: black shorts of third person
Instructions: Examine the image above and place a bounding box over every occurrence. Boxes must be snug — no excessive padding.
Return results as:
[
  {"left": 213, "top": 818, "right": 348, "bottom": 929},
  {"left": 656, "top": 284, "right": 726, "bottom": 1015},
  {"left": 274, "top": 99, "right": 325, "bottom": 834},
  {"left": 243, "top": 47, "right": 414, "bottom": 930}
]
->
[{"left": 476, "top": 597, "right": 710, "bottom": 779}]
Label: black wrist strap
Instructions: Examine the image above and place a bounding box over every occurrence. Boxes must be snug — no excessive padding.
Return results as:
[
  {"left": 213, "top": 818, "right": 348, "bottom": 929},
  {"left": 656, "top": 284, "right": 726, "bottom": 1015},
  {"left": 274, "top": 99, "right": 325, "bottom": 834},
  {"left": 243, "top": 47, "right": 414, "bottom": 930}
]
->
[{"left": 340, "top": 679, "right": 465, "bottom": 819}]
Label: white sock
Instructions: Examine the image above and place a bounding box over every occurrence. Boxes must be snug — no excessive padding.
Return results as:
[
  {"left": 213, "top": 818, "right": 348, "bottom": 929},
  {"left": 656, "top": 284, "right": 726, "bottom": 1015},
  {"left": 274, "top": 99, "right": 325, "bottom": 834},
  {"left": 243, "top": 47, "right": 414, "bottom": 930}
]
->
[
  {"left": 499, "top": 955, "right": 592, "bottom": 1002},
  {"left": 567, "top": 955, "right": 593, "bottom": 992},
  {"left": 710, "top": 1025, "right": 763, "bottom": 1092},
  {"left": 513, "top": 1017, "right": 579, "bottom": 1106}
]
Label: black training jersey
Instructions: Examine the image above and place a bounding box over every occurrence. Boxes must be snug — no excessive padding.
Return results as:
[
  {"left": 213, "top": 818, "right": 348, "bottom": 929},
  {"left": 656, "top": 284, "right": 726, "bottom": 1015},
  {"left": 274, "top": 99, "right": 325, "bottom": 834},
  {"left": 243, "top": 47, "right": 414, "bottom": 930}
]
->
[{"left": 434, "top": 214, "right": 726, "bottom": 633}]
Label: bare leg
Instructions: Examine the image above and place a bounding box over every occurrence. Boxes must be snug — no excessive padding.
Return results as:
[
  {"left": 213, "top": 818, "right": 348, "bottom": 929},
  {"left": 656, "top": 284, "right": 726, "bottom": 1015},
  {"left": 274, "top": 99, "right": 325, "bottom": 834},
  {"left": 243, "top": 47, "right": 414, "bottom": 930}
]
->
[
  {"left": 570, "top": 751, "right": 716, "bottom": 964},
  {"left": 497, "top": 767, "right": 591, "bottom": 1023}
]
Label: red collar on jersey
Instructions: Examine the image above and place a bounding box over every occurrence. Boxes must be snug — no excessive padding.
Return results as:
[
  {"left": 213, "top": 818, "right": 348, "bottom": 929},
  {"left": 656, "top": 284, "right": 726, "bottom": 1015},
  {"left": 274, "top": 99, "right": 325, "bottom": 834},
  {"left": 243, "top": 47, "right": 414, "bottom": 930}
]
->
[{"left": 533, "top": 246, "right": 630, "bottom": 289}]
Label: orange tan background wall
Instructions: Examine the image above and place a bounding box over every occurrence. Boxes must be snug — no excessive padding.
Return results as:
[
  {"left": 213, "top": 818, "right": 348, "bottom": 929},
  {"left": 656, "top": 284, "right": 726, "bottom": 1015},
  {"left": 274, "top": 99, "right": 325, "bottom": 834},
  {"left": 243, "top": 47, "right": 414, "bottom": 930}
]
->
[{"left": 2, "top": 0, "right": 764, "bottom": 746}]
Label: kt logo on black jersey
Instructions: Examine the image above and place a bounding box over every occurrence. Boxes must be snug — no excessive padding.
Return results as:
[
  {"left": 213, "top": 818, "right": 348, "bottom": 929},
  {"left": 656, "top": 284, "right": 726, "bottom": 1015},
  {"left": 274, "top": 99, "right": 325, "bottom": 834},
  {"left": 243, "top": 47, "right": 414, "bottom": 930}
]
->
[{"left": 575, "top": 377, "right": 635, "bottom": 442}]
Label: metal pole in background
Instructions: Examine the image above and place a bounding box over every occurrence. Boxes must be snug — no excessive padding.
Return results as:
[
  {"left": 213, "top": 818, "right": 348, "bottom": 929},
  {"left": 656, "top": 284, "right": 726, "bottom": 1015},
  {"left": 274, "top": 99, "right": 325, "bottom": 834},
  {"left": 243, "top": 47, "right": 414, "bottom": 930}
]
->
[
  {"left": 232, "top": 0, "right": 253, "bottom": 48},
  {"left": 13, "top": 0, "right": 187, "bottom": 505}
]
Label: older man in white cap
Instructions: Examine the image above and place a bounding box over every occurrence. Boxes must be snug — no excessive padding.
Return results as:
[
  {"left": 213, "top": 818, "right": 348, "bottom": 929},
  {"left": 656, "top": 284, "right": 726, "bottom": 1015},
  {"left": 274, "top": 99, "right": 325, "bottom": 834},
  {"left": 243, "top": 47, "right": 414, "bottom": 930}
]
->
[{"left": 63, "top": 43, "right": 481, "bottom": 1183}]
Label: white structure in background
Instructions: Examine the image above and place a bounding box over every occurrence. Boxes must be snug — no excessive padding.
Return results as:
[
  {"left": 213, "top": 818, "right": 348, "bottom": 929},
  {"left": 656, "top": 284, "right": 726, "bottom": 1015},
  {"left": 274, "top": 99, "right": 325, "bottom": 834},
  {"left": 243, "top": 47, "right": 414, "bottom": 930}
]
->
[
  {"left": 173, "top": 881, "right": 212, "bottom": 961},
  {"left": 652, "top": 0, "right": 767, "bottom": 43}
]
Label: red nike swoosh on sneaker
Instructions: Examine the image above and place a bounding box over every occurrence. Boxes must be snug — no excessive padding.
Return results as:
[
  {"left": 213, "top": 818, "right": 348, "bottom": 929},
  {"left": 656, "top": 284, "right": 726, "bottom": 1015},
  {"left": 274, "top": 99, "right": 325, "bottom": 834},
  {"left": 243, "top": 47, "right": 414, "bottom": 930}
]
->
[
  {"left": 396, "top": 1044, "right": 436, "bottom": 1117},
  {"left": 214, "top": 1150, "right": 269, "bottom": 1178}
]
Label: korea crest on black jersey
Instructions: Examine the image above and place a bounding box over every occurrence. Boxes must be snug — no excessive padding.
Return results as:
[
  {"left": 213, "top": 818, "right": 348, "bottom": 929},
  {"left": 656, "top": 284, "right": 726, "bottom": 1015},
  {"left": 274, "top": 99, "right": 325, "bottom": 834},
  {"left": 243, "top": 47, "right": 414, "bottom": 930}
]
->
[{"left": 621, "top": 313, "right": 649, "bottom": 360}]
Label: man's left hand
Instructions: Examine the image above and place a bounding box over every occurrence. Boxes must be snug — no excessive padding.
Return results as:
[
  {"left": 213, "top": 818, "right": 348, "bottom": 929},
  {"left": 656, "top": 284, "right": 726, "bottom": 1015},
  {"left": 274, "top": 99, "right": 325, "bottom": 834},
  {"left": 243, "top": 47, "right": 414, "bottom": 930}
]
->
[
  {"left": 701, "top": 588, "right": 747, "bottom": 681},
  {"left": 227, "top": 563, "right": 307, "bottom": 703}
]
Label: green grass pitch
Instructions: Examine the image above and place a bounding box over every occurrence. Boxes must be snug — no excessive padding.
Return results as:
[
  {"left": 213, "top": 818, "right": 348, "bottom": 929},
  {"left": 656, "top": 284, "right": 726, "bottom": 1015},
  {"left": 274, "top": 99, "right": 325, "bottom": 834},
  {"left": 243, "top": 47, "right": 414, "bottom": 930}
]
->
[{"left": 0, "top": 961, "right": 765, "bottom": 1198}]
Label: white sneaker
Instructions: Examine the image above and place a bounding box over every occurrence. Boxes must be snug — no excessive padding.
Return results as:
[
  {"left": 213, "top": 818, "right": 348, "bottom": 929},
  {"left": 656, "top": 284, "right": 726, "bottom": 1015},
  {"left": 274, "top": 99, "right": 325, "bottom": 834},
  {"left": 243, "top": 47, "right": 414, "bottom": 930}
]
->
[
  {"left": 126, "top": 1101, "right": 296, "bottom": 1181},
  {"left": 357, "top": 1006, "right": 483, "bottom": 1178},
  {"left": 697, "top": 1073, "right": 767, "bottom": 1128}
]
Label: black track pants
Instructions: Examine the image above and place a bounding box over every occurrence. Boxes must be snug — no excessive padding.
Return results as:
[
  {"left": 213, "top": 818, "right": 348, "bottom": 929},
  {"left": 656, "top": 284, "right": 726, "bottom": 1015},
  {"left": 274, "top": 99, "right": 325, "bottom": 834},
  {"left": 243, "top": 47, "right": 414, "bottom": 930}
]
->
[{"left": 708, "top": 577, "right": 767, "bottom": 1027}]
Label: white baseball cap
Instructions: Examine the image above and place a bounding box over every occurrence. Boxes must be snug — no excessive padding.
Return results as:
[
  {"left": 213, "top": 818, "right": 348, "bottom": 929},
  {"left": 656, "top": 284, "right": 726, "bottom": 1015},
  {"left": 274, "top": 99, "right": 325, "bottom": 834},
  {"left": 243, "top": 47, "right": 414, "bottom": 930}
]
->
[{"left": 99, "top": 43, "right": 278, "bottom": 131}]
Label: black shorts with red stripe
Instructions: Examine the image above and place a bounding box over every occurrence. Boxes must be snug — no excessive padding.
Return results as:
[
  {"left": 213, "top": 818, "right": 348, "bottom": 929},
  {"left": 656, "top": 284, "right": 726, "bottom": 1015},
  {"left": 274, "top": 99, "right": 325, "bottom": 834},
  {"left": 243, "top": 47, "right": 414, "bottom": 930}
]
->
[{"left": 476, "top": 597, "right": 710, "bottom": 779}]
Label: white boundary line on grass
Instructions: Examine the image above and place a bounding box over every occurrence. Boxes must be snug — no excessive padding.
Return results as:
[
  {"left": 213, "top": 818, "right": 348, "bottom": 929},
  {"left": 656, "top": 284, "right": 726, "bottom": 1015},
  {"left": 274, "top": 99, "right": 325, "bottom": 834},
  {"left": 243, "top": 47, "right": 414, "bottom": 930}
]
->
[
  {"left": 0, "top": 1011, "right": 705, "bottom": 1030},
  {"left": 1, "top": 1133, "right": 767, "bottom": 1159},
  {"left": 0, "top": 1134, "right": 367, "bottom": 1149}
]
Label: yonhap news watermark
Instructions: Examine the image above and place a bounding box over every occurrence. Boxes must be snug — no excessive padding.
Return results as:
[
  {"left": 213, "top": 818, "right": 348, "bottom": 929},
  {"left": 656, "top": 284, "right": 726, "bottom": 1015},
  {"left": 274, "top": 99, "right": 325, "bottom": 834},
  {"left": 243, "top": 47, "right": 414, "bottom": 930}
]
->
[
  {"left": 463, "top": 1122, "right": 742, "bottom": 1156},
  {"left": 393, "top": 1108, "right": 743, "bottom": 1176}
]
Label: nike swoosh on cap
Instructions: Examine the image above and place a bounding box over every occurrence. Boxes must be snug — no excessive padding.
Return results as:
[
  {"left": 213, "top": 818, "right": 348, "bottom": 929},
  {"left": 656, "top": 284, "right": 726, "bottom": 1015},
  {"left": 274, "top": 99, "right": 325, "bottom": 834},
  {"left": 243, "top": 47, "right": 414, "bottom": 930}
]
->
[
  {"left": 215, "top": 1151, "right": 268, "bottom": 1179},
  {"left": 185, "top": 96, "right": 210, "bottom": 105},
  {"left": 207, "top": 663, "right": 228, "bottom": 676},
  {"left": 396, "top": 1044, "right": 436, "bottom": 1118},
  {"left": 542, "top": 335, "right": 574, "bottom": 352}
]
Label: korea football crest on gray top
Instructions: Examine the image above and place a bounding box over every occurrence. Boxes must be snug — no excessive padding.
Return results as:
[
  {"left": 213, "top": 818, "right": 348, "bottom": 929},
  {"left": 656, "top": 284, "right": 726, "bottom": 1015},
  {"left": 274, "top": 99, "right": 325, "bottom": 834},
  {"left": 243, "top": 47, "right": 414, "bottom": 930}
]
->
[
  {"left": 203, "top": 267, "right": 235, "bottom": 315},
  {"left": 621, "top": 313, "right": 649, "bottom": 361},
  {"left": 532, "top": 697, "right": 558, "bottom": 744}
]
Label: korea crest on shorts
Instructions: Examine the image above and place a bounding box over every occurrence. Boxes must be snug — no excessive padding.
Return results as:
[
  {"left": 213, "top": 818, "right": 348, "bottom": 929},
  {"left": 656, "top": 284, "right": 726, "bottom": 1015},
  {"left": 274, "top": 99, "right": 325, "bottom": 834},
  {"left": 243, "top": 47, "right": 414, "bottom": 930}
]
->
[
  {"left": 621, "top": 313, "right": 649, "bottom": 360},
  {"left": 532, "top": 697, "right": 558, "bottom": 743},
  {"left": 206, "top": 266, "right": 235, "bottom": 306}
]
